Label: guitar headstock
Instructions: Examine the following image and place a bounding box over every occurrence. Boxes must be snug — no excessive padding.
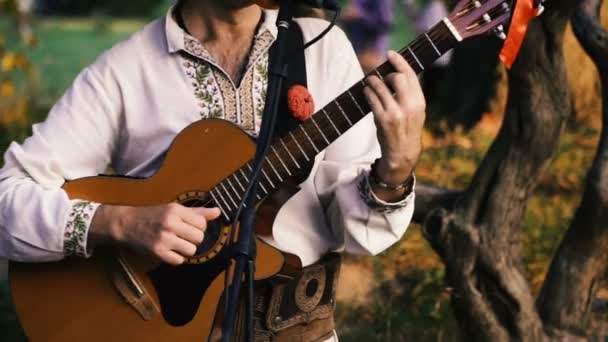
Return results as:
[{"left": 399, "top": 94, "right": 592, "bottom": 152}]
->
[{"left": 447, "top": 0, "right": 512, "bottom": 40}]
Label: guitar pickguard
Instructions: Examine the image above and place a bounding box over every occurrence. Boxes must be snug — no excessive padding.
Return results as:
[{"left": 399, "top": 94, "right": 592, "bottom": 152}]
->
[{"left": 148, "top": 247, "right": 231, "bottom": 327}]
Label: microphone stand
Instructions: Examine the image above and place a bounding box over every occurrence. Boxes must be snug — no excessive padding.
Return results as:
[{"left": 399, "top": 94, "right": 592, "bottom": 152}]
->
[{"left": 221, "top": 2, "right": 295, "bottom": 341}]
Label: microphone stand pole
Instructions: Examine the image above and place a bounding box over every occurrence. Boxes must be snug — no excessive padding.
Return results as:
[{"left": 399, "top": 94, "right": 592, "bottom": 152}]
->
[{"left": 222, "top": 2, "right": 295, "bottom": 341}]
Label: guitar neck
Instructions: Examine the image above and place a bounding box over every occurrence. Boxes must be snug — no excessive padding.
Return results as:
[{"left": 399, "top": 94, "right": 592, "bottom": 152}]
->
[{"left": 210, "top": 20, "right": 460, "bottom": 222}]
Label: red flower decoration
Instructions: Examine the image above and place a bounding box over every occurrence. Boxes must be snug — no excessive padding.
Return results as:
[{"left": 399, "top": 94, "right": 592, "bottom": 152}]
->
[{"left": 287, "top": 85, "right": 315, "bottom": 121}]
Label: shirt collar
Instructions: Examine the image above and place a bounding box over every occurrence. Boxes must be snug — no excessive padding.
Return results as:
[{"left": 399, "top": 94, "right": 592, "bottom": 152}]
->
[{"left": 165, "top": 5, "right": 278, "bottom": 55}]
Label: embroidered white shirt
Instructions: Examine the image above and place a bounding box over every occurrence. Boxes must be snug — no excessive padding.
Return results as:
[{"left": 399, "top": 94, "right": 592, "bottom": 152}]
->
[{"left": 0, "top": 9, "right": 415, "bottom": 267}]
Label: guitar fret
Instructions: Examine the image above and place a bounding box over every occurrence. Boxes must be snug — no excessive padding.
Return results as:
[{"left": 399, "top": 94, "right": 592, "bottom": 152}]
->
[
  {"left": 425, "top": 33, "right": 441, "bottom": 56},
  {"left": 216, "top": 187, "right": 234, "bottom": 211},
  {"left": 407, "top": 46, "right": 424, "bottom": 71},
  {"left": 209, "top": 190, "right": 230, "bottom": 221},
  {"left": 239, "top": 168, "right": 250, "bottom": 182},
  {"left": 265, "top": 157, "right": 283, "bottom": 182},
  {"left": 220, "top": 183, "right": 238, "bottom": 209},
  {"left": 215, "top": 21, "right": 460, "bottom": 217},
  {"left": 310, "top": 116, "right": 330, "bottom": 145},
  {"left": 224, "top": 178, "right": 241, "bottom": 200},
  {"left": 289, "top": 131, "right": 310, "bottom": 162},
  {"left": 261, "top": 168, "right": 276, "bottom": 188},
  {"left": 301, "top": 126, "right": 320, "bottom": 153},
  {"left": 322, "top": 108, "right": 342, "bottom": 135},
  {"left": 243, "top": 166, "right": 268, "bottom": 196},
  {"left": 280, "top": 138, "right": 301, "bottom": 169},
  {"left": 230, "top": 174, "right": 245, "bottom": 193},
  {"left": 214, "top": 188, "right": 232, "bottom": 211},
  {"left": 346, "top": 90, "right": 363, "bottom": 120},
  {"left": 227, "top": 176, "right": 250, "bottom": 206},
  {"left": 271, "top": 146, "right": 292, "bottom": 176},
  {"left": 373, "top": 69, "right": 384, "bottom": 80}
]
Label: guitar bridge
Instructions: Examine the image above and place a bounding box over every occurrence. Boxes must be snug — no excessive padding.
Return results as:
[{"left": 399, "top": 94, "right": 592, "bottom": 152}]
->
[{"left": 107, "top": 254, "right": 159, "bottom": 321}]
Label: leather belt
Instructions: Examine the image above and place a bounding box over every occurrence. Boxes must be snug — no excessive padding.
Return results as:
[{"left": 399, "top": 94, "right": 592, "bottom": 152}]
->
[{"left": 231, "top": 253, "right": 342, "bottom": 342}]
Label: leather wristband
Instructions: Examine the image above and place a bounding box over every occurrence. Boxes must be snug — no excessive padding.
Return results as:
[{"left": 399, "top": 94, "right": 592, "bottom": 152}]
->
[{"left": 369, "top": 158, "right": 415, "bottom": 192}]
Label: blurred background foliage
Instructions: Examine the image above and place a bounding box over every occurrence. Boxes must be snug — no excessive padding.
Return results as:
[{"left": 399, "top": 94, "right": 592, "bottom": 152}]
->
[
  {"left": 0, "top": 1, "right": 607, "bottom": 341},
  {"left": 34, "top": 0, "right": 166, "bottom": 17}
]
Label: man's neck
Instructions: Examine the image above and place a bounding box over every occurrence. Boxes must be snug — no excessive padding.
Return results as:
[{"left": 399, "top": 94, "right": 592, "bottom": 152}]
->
[{"left": 180, "top": 1, "right": 262, "bottom": 44}]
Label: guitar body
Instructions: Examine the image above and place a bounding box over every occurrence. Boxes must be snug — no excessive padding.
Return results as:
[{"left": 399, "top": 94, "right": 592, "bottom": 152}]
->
[
  {"left": 9, "top": 119, "right": 293, "bottom": 342},
  {"left": 7, "top": 2, "right": 513, "bottom": 338}
]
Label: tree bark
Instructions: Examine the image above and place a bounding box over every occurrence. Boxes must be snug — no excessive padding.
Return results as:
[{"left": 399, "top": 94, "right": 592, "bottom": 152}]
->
[
  {"left": 420, "top": 0, "right": 578, "bottom": 340},
  {"left": 537, "top": 0, "right": 608, "bottom": 338},
  {"left": 413, "top": 183, "right": 460, "bottom": 224}
]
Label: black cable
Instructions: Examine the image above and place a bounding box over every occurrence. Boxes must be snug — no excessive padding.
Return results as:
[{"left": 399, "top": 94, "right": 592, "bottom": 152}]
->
[
  {"left": 303, "top": 8, "right": 341, "bottom": 51},
  {"left": 222, "top": 4, "right": 340, "bottom": 341},
  {"left": 222, "top": 3, "right": 341, "bottom": 287},
  {"left": 228, "top": 8, "right": 341, "bottom": 242}
]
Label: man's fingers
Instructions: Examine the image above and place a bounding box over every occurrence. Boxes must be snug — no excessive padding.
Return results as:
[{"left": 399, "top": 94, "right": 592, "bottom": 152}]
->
[
  {"left": 387, "top": 50, "right": 424, "bottom": 98},
  {"left": 386, "top": 73, "right": 409, "bottom": 105},
  {"left": 180, "top": 207, "right": 209, "bottom": 231},
  {"left": 160, "top": 250, "right": 186, "bottom": 266},
  {"left": 192, "top": 207, "right": 222, "bottom": 221},
  {"left": 387, "top": 50, "right": 416, "bottom": 77},
  {"left": 365, "top": 76, "right": 395, "bottom": 111},
  {"left": 173, "top": 221, "right": 205, "bottom": 245},
  {"left": 166, "top": 234, "right": 198, "bottom": 257},
  {"left": 363, "top": 86, "right": 384, "bottom": 115}
]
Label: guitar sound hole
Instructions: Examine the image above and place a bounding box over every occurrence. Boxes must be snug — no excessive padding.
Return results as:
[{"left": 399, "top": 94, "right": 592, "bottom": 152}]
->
[
  {"left": 196, "top": 220, "right": 223, "bottom": 255},
  {"left": 179, "top": 197, "right": 230, "bottom": 263}
]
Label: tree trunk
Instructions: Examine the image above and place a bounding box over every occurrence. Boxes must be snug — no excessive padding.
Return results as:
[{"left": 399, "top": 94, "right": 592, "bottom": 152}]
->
[
  {"left": 413, "top": 183, "right": 460, "bottom": 224},
  {"left": 420, "top": 0, "right": 578, "bottom": 340},
  {"left": 537, "top": 0, "right": 608, "bottom": 338}
]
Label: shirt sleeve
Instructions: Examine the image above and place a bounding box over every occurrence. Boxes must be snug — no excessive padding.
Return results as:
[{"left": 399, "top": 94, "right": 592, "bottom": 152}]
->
[
  {"left": 0, "top": 60, "right": 121, "bottom": 262},
  {"left": 313, "top": 28, "right": 415, "bottom": 256}
]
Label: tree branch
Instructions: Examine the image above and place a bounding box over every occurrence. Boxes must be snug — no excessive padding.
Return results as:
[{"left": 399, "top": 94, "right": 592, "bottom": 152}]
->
[
  {"left": 413, "top": 183, "right": 460, "bottom": 224},
  {"left": 421, "top": 0, "right": 579, "bottom": 340},
  {"left": 537, "top": 0, "right": 608, "bottom": 337}
]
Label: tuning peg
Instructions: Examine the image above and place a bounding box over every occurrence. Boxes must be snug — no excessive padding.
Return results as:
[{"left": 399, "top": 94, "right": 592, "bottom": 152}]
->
[
  {"left": 494, "top": 25, "right": 506, "bottom": 40},
  {"left": 535, "top": 0, "right": 546, "bottom": 16},
  {"left": 536, "top": 3, "right": 545, "bottom": 15}
]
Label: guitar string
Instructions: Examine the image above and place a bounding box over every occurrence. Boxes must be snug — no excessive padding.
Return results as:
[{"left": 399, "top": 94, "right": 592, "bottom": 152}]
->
[
  {"left": 208, "top": 28, "right": 452, "bottom": 220},
  {"left": 209, "top": 22, "right": 458, "bottom": 220},
  {"left": 185, "top": 10, "right": 501, "bottom": 254},
  {"left": 210, "top": 2, "right": 508, "bottom": 213},
  {"left": 183, "top": 4, "right": 507, "bottom": 253}
]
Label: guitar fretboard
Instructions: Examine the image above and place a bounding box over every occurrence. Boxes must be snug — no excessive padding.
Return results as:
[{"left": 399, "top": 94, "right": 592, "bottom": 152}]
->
[{"left": 209, "top": 20, "right": 459, "bottom": 222}]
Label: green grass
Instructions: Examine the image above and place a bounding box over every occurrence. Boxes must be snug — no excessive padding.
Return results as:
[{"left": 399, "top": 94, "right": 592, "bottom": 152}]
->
[
  {"left": 7, "top": 10, "right": 415, "bottom": 109},
  {"left": 0, "top": 16, "right": 146, "bottom": 341},
  {"left": 10, "top": 18, "right": 146, "bottom": 108}
]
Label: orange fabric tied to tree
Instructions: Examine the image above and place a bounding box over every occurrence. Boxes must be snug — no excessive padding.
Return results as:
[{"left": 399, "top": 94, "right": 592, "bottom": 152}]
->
[{"left": 499, "top": 0, "right": 542, "bottom": 68}]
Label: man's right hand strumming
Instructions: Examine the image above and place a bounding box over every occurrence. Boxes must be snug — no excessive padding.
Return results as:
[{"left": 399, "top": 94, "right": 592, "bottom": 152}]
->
[{"left": 88, "top": 204, "right": 221, "bottom": 265}]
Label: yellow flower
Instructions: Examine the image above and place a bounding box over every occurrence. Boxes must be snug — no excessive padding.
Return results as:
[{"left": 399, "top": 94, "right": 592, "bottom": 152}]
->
[
  {"left": 1, "top": 81, "right": 15, "bottom": 96},
  {"left": 1, "top": 53, "right": 17, "bottom": 72}
]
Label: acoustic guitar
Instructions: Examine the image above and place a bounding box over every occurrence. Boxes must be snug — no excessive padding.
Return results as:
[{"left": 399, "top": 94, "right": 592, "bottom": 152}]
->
[{"left": 9, "top": 1, "right": 510, "bottom": 341}]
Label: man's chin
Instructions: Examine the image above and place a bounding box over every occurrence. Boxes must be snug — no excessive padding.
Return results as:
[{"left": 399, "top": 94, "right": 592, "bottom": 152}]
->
[{"left": 216, "top": 0, "right": 258, "bottom": 10}]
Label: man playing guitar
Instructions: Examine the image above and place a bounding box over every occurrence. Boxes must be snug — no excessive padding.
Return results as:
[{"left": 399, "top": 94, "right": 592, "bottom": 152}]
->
[{"left": 0, "top": 0, "right": 425, "bottom": 340}]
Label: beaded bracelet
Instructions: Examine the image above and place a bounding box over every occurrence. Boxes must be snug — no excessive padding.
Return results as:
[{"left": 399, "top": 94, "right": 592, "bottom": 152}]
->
[{"left": 369, "top": 158, "right": 415, "bottom": 192}]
